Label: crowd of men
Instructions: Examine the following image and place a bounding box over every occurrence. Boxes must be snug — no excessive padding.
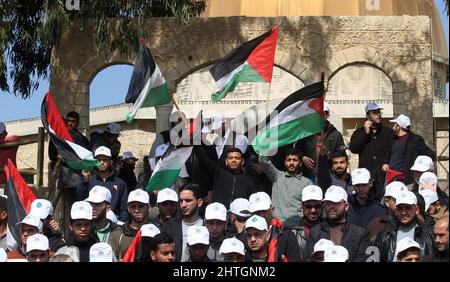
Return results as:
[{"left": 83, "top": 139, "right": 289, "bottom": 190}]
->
[{"left": 0, "top": 101, "right": 448, "bottom": 262}]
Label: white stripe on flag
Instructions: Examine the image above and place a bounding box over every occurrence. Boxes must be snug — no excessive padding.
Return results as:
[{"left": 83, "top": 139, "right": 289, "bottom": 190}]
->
[{"left": 215, "top": 62, "right": 247, "bottom": 91}]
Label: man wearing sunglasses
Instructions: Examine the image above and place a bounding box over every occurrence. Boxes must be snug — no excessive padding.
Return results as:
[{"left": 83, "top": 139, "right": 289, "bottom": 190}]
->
[{"left": 349, "top": 102, "right": 394, "bottom": 202}]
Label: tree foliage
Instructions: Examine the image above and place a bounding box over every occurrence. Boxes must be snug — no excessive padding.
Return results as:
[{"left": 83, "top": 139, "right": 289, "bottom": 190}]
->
[{"left": 0, "top": 0, "right": 206, "bottom": 98}]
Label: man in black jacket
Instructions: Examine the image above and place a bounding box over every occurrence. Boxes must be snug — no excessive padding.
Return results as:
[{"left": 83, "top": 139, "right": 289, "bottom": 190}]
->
[
  {"left": 372, "top": 190, "right": 435, "bottom": 262},
  {"left": 195, "top": 146, "right": 255, "bottom": 209},
  {"left": 382, "top": 114, "right": 436, "bottom": 186},
  {"left": 304, "top": 185, "right": 371, "bottom": 262},
  {"left": 349, "top": 101, "right": 394, "bottom": 202},
  {"left": 317, "top": 149, "right": 352, "bottom": 195},
  {"left": 161, "top": 184, "right": 204, "bottom": 262}
]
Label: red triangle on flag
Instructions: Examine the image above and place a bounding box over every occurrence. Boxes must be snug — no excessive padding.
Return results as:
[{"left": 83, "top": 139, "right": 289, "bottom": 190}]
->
[{"left": 308, "top": 96, "right": 325, "bottom": 118}]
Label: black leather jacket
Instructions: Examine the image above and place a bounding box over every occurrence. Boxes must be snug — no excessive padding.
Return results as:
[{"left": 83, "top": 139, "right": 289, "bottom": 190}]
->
[{"left": 372, "top": 221, "right": 435, "bottom": 262}]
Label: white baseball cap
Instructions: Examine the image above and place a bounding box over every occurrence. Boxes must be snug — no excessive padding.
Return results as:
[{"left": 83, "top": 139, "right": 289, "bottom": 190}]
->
[
  {"left": 244, "top": 215, "right": 268, "bottom": 231},
  {"left": 71, "top": 201, "right": 93, "bottom": 220},
  {"left": 0, "top": 248, "right": 6, "bottom": 262},
  {"left": 229, "top": 198, "right": 251, "bottom": 217},
  {"left": 155, "top": 143, "right": 169, "bottom": 158},
  {"left": 89, "top": 243, "right": 113, "bottom": 262},
  {"left": 219, "top": 238, "right": 245, "bottom": 256},
  {"left": 410, "top": 156, "right": 433, "bottom": 172},
  {"left": 205, "top": 202, "right": 227, "bottom": 221},
  {"left": 394, "top": 238, "right": 422, "bottom": 261},
  {"left": 105, "top": 123, "right": 121, "bottom": 135},
  {"left": 396, "top": 191, "right": 417, "bottom": 206},
  {"left": 54, "top": 246, "right": 80, "bottom": 262},
  {"left": 351, "top": 168, "right": 371, "bottom": 185},
  {"left": 157, "top": 188, "right": 178, "bottom": 203},
  {"left": 249, "top": 192, "right": 272, "bottom": 213},
  {"left": 324, "top": 245, "right": 349, "bottom": 262},
  {"left": 234, "top": 134, "right": 248, "bottom": 154},
  {"left": 122, "top": 151, "right": 138, "bottom": 160},
  {"left": 94, "top": 146, "right": 112, "bottom": 158},
  {"left": 26, "top": 234, "right": 49, "bottom": 253},
  {"left": 106, "top": 210, "right": 123, "bottom": 226},
  {"left": 29, "top": 199, "right": 54, "bottom": 220},
  {"left": 140, "top": 224, "right": 161, "bottom": 238},
  {"left": 323, "top": 101, "right": 330, "bottom": 112},
  {"left": 302, "top": 185, "right": 323, "bottom": 202},
  {"left": 17, "top": 214, "right": 43, "bottom": 232},
  {"left": 0, "top": 122, "right": 5, "bottom": 134},
  {"left": 187, "top": 226, "right": 210, "bottom": 246},
  {"left": 419, "top": 172, "right": 438, "bottom": 189},
  {"left": 365, "top": 101, "right": 383, "bottom": 113},
  {"left": 127, "top": 189, "right": 149, "bottom": 204},
  {"left": 312, "top": 239, "right": 334, "bottom": 254},
  {"left": 384, "top": 181, "right": 407, "bottom": 199},
  {"left": 85, "top": 185, "right": 112, "bottom": 204},
  {"left": 390, "top": 114, "right": 411, "bottom": 129},
  {"left": 323, "top": 185, "right": 348, "bottom": 203},
  {"left": 419, "top": 188, "right": 439, "bottom": 212}
]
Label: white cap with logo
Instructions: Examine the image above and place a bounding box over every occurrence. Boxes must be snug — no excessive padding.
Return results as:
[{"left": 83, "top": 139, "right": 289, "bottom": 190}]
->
[
  {"left": 17, "top": 214, "right": 43, "bottom": 232},
  {"left": 89, "top": 242, "right": 114, "bottom": 262},
  {"left": 390, "top": 114, "right": 411, "bottom": 129},
  {"left": 313, "top": 239, "right": 334, "bottom": 254},
  {"left": 85, "top": 185, "right": 112, "bottom": 204},
  {"left": 205, "top": 202, "right": 227, "bottom": 221},
  {"left": 140, "top": 224, "right": 161, "bottom": 238},
  {"left": 351, "top": 168, "right": 371, "bottom": 185},
  {"left": 219, "top": 238, "right": 245, "bottom": 256},
  {"left": 419, "top": 188, "right": 439, "bottom": 212},
  {"left": 419, "top": 172, "right": 438, "bottom": 190},
  {"left": 29, "top": 199, "right": 54, "bottom": 220},
  {"left": 187, "top": 226, "right": 210, "bottom": 246},
  {"left": 396, "top": 191, "right": 417, "bottom": 206},
  {"left": 384, "top": 181, "right": 407, "bottom": 199},
  {"left": 229, "top": 198, "right": 251, "bottom": 217},
  {"left": 244, "top": 215, "right": 268, "bottom": 231},
  {"left": 394, "top": 238, "right": 422, "bottom": 262},
  {"left": 323, "top": 185, "right": 348, "bottom": 203},
  {"left": 302, "top": 185, "right": 323, "bottom": 202},
  {"left": 249, "top": 192, "right": 272, "bottom": 213},
  {"left": 94, "top": 146, "right": 112, "bottom": 158},
  {"left": 410, "top": 156, "right": 433, "bottom": 172},
  {"left": 26, "top": 234, "right": 49, "bottom": 253},
  {"left": 54, "top": 246, "right": 80, "bottom": 262},
  {"left": 127, "top": 189, "right": 149, "bottom": 204},
  {"left": 155, "top": 143, "right": 170, "bottom": 158},
  {"left": 71, "top": 201, "right": 93, "bottom": 220},
  {"left": 324, "top": 245, "right": 349, "bottom": 262},
  {"left": 157, "top": 188, "right": 178, "bottom": 203}
]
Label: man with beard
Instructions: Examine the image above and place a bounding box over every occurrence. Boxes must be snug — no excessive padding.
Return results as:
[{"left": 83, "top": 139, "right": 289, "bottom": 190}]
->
[
  {"left": 85, "top": 185, "right": 118, "bottom": 243},
  {"left": 109, "top": 190, "right": 151, "bottom": 260},
  {"left": 66, "top": 201, "right": 99, "bottom": 262},
  {"left": 317, "top": 149, "right": 352, "bottom": 195},
  {"left": 373, "top": 191, "right": 435, "bottom": 262},
  {"left": 152, "top": 188, "right": 179, "bottom": 228},
  {"left": 347, "top": 168, "right": 386, "bottom": 229},
  {"left": 259, "top": 148, "right": 312, "bottom": 222},
  {"left": 119, "top": 151, "right": 139, "bottom": 192},
  {"left": 161, "top": 184, "right": 204, "bottom": 262},
  {"left": 382, "top": 114, "right": 435, "bottom": 186},
  {"left": 244, "top": 215, "right": 271, "bottom": 262},
  {"left": 349, "top": 102, "right": 394, "bottom": 202},
  {"left": 283, "top": 185, "right": 324, "bottom": 261},
  {"left": 305, "top": 186, "right": 370, "bottom": 262}
]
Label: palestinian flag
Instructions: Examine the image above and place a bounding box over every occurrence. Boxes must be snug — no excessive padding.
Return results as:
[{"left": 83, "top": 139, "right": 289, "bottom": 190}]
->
[
  {"left": 122, "top": 229, "right": 142, "bottom": 262},
  {"left": 385, "top": 169, "right": 404, "bottom": 186},
  {"left": 252, "top": 82, "right": 325, "bottom": 156},
  {"left": 209, "top": 26, "right": 278, "bottom": 102},
  {"left": 41, "top": 92, "right": 99, "bottom": 170},
  {"left": 4, "top": 159, "right": 37, "bottom": 247},
  {"left": 145, "top": 146, "right": 193, "bottom": 192},
  {"left": 125, "top": 38, "right": 171, "bottom": 123}
]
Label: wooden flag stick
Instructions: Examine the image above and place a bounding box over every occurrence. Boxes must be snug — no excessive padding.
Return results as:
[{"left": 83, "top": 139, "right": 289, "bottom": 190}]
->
[
  {"left": 265, "top": 82, "right": 272, "bottom": 116},
  {"left": 170, "top": 92, "right": 189, "bottom": 127}
]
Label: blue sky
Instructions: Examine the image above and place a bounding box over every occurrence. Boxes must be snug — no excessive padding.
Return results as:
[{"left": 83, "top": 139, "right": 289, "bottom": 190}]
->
[{"left": 0, "top": 1, "right": 449, "bottom": 122}]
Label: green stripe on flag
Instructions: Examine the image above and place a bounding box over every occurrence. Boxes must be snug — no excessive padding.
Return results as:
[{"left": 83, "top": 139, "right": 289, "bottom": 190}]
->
[
  {"left": 212, "top": 63, "right": 266, "bottom": 102},
  {"left": 141, "top": 83, "right": 171, "bottom": 107},
  {"left": 253, "top": 112, "right": 324, "bottom": 155},
  {"left": 145, "top": 169, "right": 180, "bottom": 191},
  {"left": 67, "top": 159, "right": 100, "bottom": 170}
]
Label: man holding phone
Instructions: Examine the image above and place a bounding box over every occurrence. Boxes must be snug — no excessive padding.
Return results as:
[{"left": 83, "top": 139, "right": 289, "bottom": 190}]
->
[{"left": 349, "top": 102, "right": 394, "bottom": 202}]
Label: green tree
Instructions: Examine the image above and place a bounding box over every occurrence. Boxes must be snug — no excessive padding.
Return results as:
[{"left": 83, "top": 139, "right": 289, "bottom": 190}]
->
[{"left": 0, "top": 0, "right": 206, "bottom": 98}]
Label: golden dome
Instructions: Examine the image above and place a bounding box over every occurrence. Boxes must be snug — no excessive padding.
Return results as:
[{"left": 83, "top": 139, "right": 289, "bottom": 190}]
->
[{"left": 203, "top": 0, "right": 448, "bottom": 63}]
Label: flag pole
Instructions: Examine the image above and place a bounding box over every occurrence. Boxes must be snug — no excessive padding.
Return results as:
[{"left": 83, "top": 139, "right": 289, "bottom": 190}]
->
[
  {"left": 265, "top": 82, "right": 272, "bottom": 116},
  {"left": 169, "top": 92, "right": 189, "bottom": 127}
]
